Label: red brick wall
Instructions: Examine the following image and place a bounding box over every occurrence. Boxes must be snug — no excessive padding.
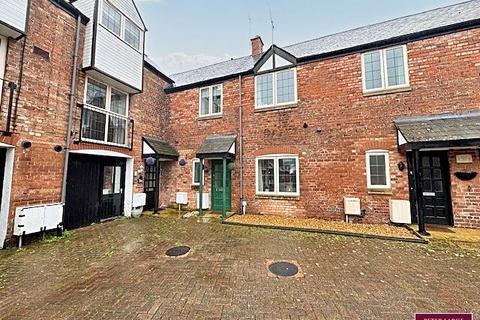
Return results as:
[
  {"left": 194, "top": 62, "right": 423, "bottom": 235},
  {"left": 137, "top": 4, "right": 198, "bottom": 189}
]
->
[
  {"left": 0, "top": 0, "right": 171, "bottom": 240},
  {"left": 165, "top": 27, "right": 480, "bottom": 227},
  {"left": 449, "top": 150, "right": 480, "bottom": 228},
  {"left": 129, "top": 67, "right": 171, "bottom": 195},
  {"left": 165, "top": 79, "right": 241, "bottom": 210},
  {"left": 0, "top": 0, "right": 87, "bottom": 236}
]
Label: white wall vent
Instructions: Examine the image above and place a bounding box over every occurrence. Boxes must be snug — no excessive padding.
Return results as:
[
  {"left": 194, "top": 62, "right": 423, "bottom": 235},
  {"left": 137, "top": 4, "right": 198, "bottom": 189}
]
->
[
  {"left": 196, "top": 193, "right": 210, "bottom": 210},
  {"left": 344, "top": 197, "right": 361, "bottom": 216},
  {"left": 389, "top": 200, "right": 411, "bottom": 224},
  {"left": 176, "top": 192, "right": 188, "bottom": 205}
]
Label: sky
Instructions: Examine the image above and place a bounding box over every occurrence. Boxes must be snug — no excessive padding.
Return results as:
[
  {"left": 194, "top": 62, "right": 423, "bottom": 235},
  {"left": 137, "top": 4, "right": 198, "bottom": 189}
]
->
[{"left": 135, "top": 0, "right": 466, "bottom": 75}]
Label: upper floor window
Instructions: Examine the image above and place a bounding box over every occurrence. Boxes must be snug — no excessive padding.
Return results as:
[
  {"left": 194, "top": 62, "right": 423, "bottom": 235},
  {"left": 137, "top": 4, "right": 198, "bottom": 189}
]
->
[
  {"left": 102, "top": 1, "right": 122, "bottom": 36},
  {"left": 199, "top": 84, "right": 222, "bottom": 117},
  {"left": 101, "top": 1, "right": 142, "bottom": 51},
  {"left": 256, "top": 155, "right": 299, "bottom": 197},
  {"left": 361, "top": 45, "right": 409, "bottom": 93},
  {"left": 366, "top": 150, "right": 391, "bottom": 189},
  {"left": 82, "top": 78, "right": 129, "bottom": 146},
  {"left": 255, "top": 68, "right": 297, "bottom": 108},
  {"left": 124, "top": 19, "right": 141, "bottom": 50}
]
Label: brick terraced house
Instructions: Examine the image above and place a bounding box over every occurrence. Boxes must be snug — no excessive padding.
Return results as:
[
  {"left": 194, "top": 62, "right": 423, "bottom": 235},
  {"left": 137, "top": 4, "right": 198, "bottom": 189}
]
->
[
  {"left": 160, "top": 0, "right": 480, "bottom": 233},
  {"left": 0, "top": 0, "right": 173, "bottom": 247},
  {"left": 1, "top": 0, "right": 480, "bottom": 248}
]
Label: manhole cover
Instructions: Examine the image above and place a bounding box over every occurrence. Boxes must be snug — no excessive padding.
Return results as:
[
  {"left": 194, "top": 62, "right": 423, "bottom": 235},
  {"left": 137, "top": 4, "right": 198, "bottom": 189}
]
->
[
  {"left": 268, "top": 261, "right": 299, "bottom": 277},
  {"left": 165, "top": 246, "right": 190, "bottom": 257}
]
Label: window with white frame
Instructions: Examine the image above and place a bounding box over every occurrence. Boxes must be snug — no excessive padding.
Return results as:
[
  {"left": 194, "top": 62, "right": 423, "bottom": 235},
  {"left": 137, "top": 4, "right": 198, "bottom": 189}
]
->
[
  {"left": 0, "top": 36, "right": 7, "bottom": 104},
  {"left": 192, "top": 159, "right": 204, "bottom": 186},
  {"left": 255, "top": 68, "right": 296, "bottom": 108},
  {"left": 199, "top": 84, "right": 222, "bottom": 117},
  {"left": 256, "top": 155, "right": 299, "bottom": 196},
  {"left": 102, "top": 1, "right": 122, "bottom": 36},
  {"left": 101, "top": 0, "right": 142, "bottom": 51},
  {"left": 366, "top": 150, "right": 391, "bottom": 189},
  {"left": 362, "top": 45, "right": 409, "bottom": 92},
  {"left": 82, "top": 78, "right": 129, "bottom": 146},
  {"left": 124, "top": 19, "right": 141, "bottom": 50}
]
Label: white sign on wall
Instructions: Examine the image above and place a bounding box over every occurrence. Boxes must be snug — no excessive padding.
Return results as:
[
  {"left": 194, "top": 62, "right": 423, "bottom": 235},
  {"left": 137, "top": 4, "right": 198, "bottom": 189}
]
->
[{"left": 456, "top": 154, "right": 473, "bottom": 164}]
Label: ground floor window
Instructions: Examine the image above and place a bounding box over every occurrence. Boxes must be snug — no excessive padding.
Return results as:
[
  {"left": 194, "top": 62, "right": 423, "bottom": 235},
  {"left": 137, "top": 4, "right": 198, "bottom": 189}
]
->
[
  {"left": 366, "top": 150, "right": 391, "bottom": 189},
  {"left": 256, "top": 155, "right": 299, "bottom": 196},
  {"left": 192, "top": 158, "right": 204, "bottom": 186}
]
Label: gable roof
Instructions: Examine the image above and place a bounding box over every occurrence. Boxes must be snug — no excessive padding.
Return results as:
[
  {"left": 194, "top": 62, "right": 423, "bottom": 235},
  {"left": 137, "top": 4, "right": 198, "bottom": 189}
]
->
[
  {"left": 168, "top": 0, "right": 480, "bottom": 91},
  {"left": 197, "top": 135, "right": 237, "bottom": 158}
]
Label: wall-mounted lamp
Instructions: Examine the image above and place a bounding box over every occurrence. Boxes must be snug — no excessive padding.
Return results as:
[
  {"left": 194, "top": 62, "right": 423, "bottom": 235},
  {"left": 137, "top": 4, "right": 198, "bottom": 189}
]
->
[
  {"left": 145, "top": 157, "right": 156, "bottom": 166},
  {"left": 178, "top": 159, "right": 187, "bottom": 166},
  {"left": 397, "top": 161, "right": 406, "bottom": 171},
  {"left": 303, "top": 123, "right": 309, "bottom": 129},
  {"left": 53, "top": 145, "right": 63, "bottom": 152}
]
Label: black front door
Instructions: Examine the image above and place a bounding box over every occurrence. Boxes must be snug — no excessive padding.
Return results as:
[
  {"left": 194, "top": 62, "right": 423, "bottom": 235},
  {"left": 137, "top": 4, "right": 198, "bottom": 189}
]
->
[
  {"left": 65, "top": 154, "right": 126, "bottom": 229},
  {"left": 144, "top": 160, "right": 159, "bottom": 210},
  {"left": 408, "top": 152, "right": 453, "bottom": 225},
  {"left": 99, "top": 162, "right": 125, "bottom": 221}
]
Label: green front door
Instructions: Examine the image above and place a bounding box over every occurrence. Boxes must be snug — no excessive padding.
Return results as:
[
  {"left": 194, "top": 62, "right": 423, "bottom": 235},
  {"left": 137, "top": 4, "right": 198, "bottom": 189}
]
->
[{"left": 211, "top": 159, "right": 232, "bottom": 211}]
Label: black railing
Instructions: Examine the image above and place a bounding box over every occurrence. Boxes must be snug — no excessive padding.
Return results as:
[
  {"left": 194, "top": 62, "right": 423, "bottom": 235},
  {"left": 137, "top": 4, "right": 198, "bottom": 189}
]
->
[{"left": 75, "top": 103, "right": 135, "bottom": 150}]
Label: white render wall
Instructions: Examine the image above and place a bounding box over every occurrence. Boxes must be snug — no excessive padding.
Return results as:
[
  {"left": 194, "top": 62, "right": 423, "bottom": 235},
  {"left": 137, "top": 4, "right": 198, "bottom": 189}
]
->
[
  {"left": 72, "top": 0, "right": 95, "bottom": 67},
  {"left": 0, "top": 0, "right": 28, "bottom": 35},
  {"left": 74, "top": 0, "right": 145, "bottom": 91},
  {"left": 95, "top": 24, "right": 143, "bottom": 91}
]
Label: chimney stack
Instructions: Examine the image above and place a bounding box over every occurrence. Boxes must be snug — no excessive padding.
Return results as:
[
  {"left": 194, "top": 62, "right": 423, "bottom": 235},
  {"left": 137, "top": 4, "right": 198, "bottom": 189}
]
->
[{"left": 251, "top": 35, "right": 264, "bottom": 56}]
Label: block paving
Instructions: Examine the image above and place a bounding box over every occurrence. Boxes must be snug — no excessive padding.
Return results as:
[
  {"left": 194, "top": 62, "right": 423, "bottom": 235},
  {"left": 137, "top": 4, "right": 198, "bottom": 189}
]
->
[{"left": 0, "top": 215, "right": 479, "bottom": 319}]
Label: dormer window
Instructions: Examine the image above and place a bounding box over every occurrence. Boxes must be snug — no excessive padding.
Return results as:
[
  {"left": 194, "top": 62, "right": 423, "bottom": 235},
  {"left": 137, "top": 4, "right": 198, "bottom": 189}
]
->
[
  {"left": 101, "top": 0, "right": 143, "bottom": 51},
  {"left": 253, "top": 46, "right": 298, "bottom": 110},
  {"left": 255, "top": 68, "right": 297, "bottom": 108}
]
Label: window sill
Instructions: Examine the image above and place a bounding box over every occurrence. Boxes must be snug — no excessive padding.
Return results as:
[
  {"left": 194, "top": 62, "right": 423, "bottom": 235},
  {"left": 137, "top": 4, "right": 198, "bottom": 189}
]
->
[
  {"left": 363, "top": 86, "right": 411, "bottom": 97},
  {"left": 254, "top": 103, "right": 298, "bottom": 113},
  {"left": 255, "top": 194, "right": 300, "bottom": 201},
  {"left": 76, "top": 139, "right": 130, "bottom": 149},
  {"left": 367, "top": 188, "right": 392, "bottom": 195},
  {"left": 197, "top": 114, "right": 223, "bottom": 121}
]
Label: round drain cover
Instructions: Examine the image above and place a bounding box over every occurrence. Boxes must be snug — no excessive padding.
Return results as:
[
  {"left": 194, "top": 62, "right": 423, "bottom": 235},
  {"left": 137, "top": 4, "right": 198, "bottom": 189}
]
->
[
  {"left": 165, "top": 246, "right": 190, "bottom": 257},
  {"left": 268, "top": 261, "right": 299, "bottom": 277}
]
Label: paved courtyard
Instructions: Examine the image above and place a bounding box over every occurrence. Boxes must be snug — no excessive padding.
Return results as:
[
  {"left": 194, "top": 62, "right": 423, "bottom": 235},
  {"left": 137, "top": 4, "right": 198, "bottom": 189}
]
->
[{"left": 0, "top": 214, "right": 479, "bottom": 320}]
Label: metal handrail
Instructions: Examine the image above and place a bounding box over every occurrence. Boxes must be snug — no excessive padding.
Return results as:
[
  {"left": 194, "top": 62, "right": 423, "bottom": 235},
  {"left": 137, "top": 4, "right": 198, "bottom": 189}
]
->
[{"left": 77, "top": 103, "right": 134, "bottom": 149}]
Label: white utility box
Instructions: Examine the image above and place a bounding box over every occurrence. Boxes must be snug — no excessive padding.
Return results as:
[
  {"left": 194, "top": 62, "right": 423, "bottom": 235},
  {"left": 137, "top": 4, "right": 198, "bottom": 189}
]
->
[
  {"left": 389, "top": 199, "right": 412, "bottom": 224},
  {"left": 196, "top": 193, "right": 209, "bottom": 210},
  {"left": 132, "top": 193, "right": 146, "bottom": 218},
  {"left": 344, "top": 197, "right": 361, "bottom": 216},
  {"left": 176, "top": 192, "right": 188, "bottom": 205},
  {"left": 14, "top": 203, "right": 63, "bottom": 247}
]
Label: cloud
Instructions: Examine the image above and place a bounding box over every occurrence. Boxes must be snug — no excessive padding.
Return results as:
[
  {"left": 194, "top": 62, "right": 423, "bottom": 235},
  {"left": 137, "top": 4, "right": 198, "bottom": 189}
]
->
[{"left": 153, "top": 52, "right": 233, "bottom": 75}]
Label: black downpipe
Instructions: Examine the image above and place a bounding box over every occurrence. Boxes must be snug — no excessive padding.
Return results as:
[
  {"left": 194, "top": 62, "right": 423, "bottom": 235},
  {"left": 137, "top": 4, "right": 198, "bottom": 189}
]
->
[
  {"left": 11, "top": 37, "right": 27, "bottom": 133},
  {"left": 4, "top": 82, "right": 17, "bottom": 134}
]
